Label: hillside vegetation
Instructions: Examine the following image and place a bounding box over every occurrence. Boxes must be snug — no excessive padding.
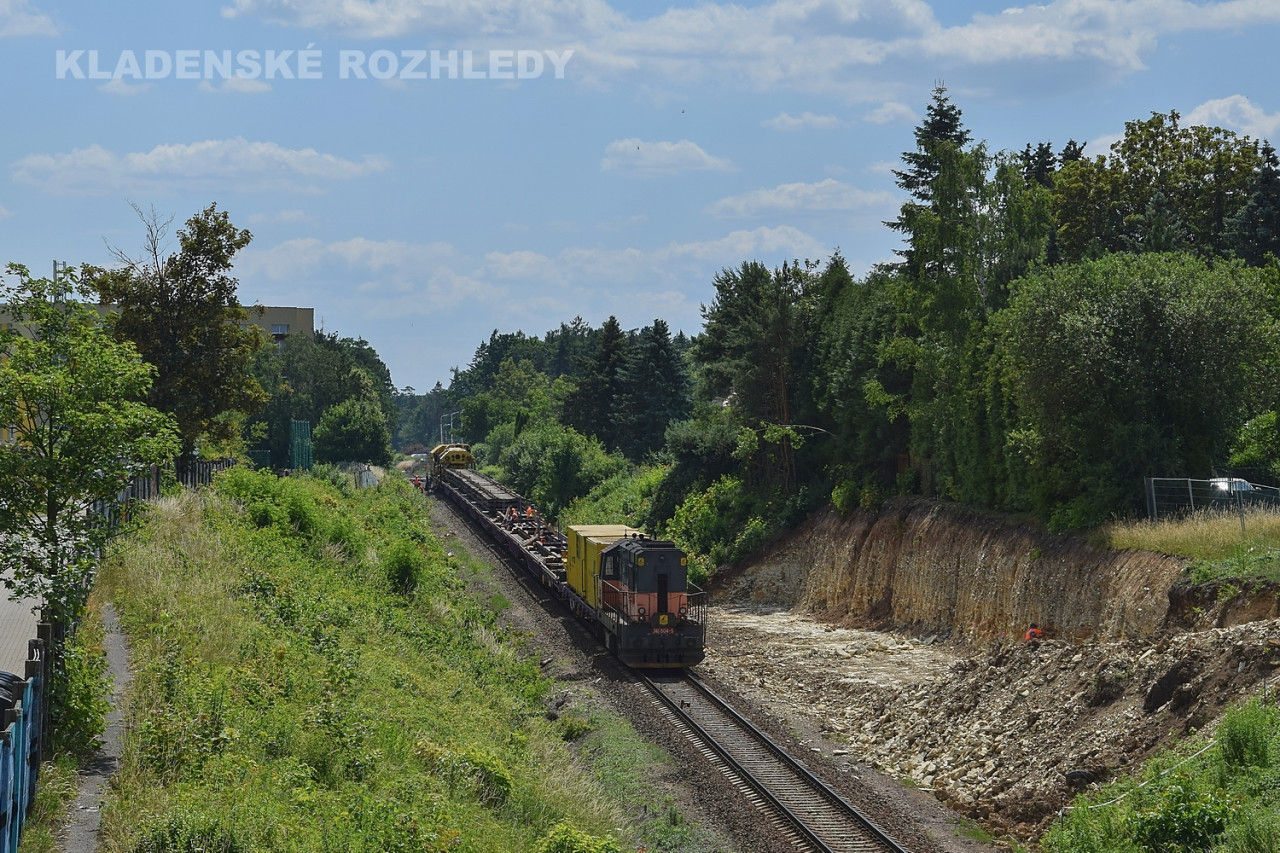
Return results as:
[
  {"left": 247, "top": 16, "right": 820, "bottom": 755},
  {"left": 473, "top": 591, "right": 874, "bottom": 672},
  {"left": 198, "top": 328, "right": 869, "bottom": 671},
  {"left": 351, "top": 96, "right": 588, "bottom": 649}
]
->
[
  {"left": 92, "top": 468, "right": 673, "bottom": 853},
  {"left": 397, "top": 90, "right": 1280, "bottom": 587}
]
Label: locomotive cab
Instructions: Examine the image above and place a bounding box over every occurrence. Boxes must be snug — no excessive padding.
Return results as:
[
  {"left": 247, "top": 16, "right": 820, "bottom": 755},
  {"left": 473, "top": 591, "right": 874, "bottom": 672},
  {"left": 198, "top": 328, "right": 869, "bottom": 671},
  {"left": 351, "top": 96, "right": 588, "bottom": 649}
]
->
[{"left": 598, "top": 535, "right": 706, "bottom": 667}]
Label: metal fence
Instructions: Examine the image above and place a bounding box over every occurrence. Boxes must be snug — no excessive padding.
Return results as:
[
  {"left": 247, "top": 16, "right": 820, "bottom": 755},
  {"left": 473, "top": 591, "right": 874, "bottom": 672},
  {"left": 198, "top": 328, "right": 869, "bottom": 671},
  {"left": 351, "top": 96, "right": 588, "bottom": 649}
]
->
[
  {"left": 1146, "top": 477, "right": 1280, "bottom": 521},
  {"left": 175, "top": 457, "right": 237, "bottom": 489},
  {"left": 0, "top": 633, "right": 46, "bottom": 853}
]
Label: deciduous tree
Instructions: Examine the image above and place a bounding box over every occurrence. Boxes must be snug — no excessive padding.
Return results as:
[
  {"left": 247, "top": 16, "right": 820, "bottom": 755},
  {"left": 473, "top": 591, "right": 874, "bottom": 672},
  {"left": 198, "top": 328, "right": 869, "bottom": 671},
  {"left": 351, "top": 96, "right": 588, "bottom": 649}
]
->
[
  {"left": 89, "top": 203, "right": 267, "bottom": 463},
  {"left": 0, "top": 265, "right": 178, "bottom": 623}
]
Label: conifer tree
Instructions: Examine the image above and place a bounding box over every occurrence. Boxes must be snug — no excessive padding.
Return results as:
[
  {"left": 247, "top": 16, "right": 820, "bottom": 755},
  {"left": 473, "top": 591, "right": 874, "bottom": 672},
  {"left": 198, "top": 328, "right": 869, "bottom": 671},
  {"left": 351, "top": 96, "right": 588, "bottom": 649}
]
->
[
  {"left": 616, "top": 319, "right": 691, "bottom": 461},
  {"left": 1226, "top": 142, "right": 1280, "bottom": 265},
  {"left": 564, "top": 316, "right": 629, "bottom": 450}
]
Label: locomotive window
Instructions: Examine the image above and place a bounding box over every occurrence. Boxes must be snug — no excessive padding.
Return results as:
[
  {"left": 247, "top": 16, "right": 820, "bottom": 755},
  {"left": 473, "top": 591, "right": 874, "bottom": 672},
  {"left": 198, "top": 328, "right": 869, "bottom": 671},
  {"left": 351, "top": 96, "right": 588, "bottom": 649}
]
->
[{"left": 602, "top": 554, "right": 617, "bottom": 578}]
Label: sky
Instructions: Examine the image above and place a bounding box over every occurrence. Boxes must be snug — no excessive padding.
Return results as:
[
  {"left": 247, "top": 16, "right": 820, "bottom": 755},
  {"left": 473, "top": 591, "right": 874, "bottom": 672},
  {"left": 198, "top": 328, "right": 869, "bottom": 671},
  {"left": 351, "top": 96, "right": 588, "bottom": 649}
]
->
[{"left": 3, "top": 0, "right": 1280, "bottom": 393}]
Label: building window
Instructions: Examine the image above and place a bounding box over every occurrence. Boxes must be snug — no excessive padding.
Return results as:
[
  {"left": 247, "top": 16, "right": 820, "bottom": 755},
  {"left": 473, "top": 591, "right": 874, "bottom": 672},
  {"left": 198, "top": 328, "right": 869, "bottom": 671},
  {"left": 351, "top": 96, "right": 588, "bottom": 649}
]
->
[{"left": 270, "top": 324, "right": 290, "bottom": 336}]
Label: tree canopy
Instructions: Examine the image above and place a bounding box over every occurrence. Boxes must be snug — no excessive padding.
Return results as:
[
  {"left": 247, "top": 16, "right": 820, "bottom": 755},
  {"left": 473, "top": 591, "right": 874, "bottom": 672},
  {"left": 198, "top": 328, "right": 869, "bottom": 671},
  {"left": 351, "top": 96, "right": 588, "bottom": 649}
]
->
[
  {"left": 89, "top": 203, "right": 267, "bottom": 462},
  {"left": 0, "top": 265, "right": 178, "bottom": 623}
]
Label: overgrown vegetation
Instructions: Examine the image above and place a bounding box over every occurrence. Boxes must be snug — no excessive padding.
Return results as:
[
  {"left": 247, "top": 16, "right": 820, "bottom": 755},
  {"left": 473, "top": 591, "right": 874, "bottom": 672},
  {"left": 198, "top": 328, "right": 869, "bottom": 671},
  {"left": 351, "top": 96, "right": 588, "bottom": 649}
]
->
[
  {"left": 1106, "top": 511, "right": 1280, "bottom": 584},
  {"left": 1043, "top": 696, "right": 1280, "bottom": 852},
  {"left": 95, "top": 470, "right": 635, "bottom": 852}
]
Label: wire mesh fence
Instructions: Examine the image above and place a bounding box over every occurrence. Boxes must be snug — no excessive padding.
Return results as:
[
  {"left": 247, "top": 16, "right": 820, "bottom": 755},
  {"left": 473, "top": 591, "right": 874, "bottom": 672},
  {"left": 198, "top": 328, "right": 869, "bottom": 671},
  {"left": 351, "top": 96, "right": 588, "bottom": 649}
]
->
[{"left": 1145, "top": 477, "right": 1280, "bottom": 521}]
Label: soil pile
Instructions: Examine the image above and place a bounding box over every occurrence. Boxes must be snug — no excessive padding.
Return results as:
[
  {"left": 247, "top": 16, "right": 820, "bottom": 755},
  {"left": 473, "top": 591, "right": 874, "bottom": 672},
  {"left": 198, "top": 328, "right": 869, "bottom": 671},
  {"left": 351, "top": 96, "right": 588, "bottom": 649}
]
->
[{"left": 701, "top": 497, "right": 1280, "bottom": 841}]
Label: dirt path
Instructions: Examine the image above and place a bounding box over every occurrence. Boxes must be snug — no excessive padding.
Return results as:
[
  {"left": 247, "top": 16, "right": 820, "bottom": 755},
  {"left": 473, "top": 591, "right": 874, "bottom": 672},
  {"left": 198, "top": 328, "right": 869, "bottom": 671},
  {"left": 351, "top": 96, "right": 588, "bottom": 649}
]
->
[{"left": 60, "top": 604, "right": 130, "bottom": 853}]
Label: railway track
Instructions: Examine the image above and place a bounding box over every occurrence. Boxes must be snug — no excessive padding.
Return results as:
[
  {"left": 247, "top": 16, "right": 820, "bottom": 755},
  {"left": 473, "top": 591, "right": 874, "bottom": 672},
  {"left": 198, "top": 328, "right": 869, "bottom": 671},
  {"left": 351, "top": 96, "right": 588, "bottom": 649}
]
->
[
  {"left": 641, "top": 672, "right": 912, "bottom": 853},
  {"left": 431, "top": 489, "right": 915, "bottom": 851}
]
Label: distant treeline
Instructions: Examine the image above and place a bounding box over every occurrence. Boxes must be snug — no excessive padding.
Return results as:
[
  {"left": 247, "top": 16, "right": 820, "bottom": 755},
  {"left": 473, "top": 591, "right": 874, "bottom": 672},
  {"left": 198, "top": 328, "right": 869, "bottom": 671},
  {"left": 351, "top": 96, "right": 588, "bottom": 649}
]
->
[{"left": 396, "top": 86, "right": 1280, "bottom": 543}]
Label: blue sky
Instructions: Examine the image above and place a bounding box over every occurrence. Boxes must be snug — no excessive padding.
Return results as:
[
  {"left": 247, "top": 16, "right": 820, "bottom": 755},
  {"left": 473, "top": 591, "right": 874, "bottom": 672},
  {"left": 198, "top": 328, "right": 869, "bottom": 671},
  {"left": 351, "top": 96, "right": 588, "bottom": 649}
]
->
[{"left": 3, "top": 0, "right": 1279, "bottom": 393}]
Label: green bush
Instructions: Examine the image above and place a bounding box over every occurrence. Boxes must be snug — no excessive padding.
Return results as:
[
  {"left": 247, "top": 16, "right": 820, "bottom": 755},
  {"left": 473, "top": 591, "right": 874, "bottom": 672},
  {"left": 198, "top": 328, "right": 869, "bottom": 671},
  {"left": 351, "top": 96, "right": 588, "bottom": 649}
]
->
[
  {"left": 1218, "top": 807, "right": 1280, "bottom": 853},
  {"left": 1125, "top": 780, "right": 1235, "bottom": 851},
  {"left": 534, "top": 821, "right": 621, "bottom": 853},
  {"left": 1218, "top": 699, "right": 1278, "bottom": 769},
  {"left": 382, "top": 540, "right": 428, "bottom": 595},
  {"left": 49, "top": 614, "right": 112, "bottom": 761},
  {"left": 131, "top": 810, "right": 243, "bottom": 853}
]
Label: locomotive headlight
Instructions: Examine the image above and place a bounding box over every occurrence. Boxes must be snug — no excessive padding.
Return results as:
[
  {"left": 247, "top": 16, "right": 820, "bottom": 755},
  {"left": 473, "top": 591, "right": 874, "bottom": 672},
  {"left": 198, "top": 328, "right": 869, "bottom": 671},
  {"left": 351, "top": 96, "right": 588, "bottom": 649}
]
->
[
  {"left": 678, "top": 606, "right": 687, "bottom": 616},
  {"left": 637, "top": 606, "right": 646, "bottom": 616}
]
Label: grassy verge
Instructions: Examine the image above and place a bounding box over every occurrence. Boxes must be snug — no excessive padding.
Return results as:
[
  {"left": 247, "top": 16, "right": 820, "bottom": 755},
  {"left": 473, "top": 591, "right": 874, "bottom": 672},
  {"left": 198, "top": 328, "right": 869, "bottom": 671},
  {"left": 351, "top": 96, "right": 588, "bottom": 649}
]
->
[
  {"left": 94, "top": 468, "right": 639, "bottom": 852},
  {"left": 1042, "top": 696, "right": 1280, "bottom": 852},
  {"left": 1105, "top": 511, "right": 1280, "bottom": 584},
  {"left": 16, "top": 755, "right": 80, "bottom": 853}
]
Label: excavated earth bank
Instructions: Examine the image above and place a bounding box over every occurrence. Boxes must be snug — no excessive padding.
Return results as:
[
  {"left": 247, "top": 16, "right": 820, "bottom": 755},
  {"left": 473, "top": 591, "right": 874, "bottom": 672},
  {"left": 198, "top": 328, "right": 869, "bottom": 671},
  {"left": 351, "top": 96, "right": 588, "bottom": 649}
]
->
[{"left": 698, "top": 497, "right": 1280, "bottom": 841}]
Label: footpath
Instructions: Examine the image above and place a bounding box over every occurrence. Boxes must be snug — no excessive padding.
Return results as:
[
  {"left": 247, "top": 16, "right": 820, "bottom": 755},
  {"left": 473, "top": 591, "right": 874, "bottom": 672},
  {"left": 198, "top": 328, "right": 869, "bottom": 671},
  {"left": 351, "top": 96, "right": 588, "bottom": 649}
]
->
[{"left": 60, "top": 605, "right": 130, "bottom": 853}]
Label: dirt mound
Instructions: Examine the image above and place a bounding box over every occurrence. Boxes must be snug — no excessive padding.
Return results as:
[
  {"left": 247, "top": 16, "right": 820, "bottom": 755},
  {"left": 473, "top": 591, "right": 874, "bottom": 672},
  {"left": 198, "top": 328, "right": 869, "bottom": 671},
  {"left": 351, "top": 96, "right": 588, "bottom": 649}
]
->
[{"left": 700, "top": 498, "right": 1280, "bottom": 842}]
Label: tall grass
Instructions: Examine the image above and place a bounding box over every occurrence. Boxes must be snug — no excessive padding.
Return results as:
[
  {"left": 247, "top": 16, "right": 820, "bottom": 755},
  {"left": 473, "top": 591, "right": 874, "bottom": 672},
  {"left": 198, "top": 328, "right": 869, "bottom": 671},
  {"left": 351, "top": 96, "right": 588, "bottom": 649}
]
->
[
  {"left": 1104, "top": 510, "right": 1280, "bottom": 584},
  {"left": 94, "top": 470, "right": 638, "bottom": 852},
  {"left": 1043, "top": 696, "right": 1280, "bottom": 852}
]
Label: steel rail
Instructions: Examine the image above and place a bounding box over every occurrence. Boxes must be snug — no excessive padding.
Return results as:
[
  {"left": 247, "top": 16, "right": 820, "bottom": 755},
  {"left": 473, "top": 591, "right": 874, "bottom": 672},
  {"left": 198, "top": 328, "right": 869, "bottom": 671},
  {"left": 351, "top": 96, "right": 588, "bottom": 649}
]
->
[{"left": 641, "top": 672, "right": 913, "bottom": 853}]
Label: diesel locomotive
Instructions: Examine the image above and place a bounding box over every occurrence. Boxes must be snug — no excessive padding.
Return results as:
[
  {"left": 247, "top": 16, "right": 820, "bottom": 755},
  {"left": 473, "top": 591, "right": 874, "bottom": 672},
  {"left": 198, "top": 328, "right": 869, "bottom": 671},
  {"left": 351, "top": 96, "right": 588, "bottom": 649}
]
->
[{"left": 429, "top": 443, "right": 706, "bottom": 668}]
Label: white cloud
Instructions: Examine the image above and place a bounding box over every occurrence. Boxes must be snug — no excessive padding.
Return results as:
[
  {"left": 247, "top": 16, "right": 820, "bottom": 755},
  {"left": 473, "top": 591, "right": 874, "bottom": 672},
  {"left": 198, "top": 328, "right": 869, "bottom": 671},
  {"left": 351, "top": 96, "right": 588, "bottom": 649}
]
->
[
  {"left": 241, "top": 237, "right": 489, "bottom": 316},
  {"left": 762, "top": 112, "right": 841, "bottom": 131},
  {"left": 198, "top": 77, "right": 272, "bottom": 94},
  {"left": 0, "top": 0, "right": 56, "bottom": 36},
  {"left": 12, "top": 138, "right": 389, "bottom": 195},
  {"left": 221, "top": 0, "right": 625, "bottom": 40},
  {"left": 483, "top": 225, "right": 826, "bottom": 289},
  {"left": 863, "top": 101, "right": 915, "bottom": 124},
  {"left": 1088, "top": 132, "right": 1123, "bottom": 157},
  {"left": 97, "top": 79, "right": 152, "bottom": 96},
  {"left": 1187, "top": 95, "right": 1280, "bottom": 142},
  {"left": 601, "top": 138, "right": 734, "bottom": 177},
  {"left": 216, "top": 0, "right": 1280, "bottom": 95},
  {"left": 0, "top": 204, "right": 12, "bottom": 219},
  {"left": 247, "top": 209, "right": 314, "bottom": 226},
  {"left": 707, "top": 179, "right": 894, "bottom": 218}
]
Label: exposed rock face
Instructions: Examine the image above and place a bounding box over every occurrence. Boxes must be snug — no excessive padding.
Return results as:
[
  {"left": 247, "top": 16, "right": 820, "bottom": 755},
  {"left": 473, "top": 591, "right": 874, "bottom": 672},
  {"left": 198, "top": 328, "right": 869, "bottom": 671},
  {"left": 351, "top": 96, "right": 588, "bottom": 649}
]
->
[
  {"left": 713, "top": 497, "right": 1187, "bottom": 641},
  {"left": 700, "top": 496, "right": 1280, "bottom": 842}
]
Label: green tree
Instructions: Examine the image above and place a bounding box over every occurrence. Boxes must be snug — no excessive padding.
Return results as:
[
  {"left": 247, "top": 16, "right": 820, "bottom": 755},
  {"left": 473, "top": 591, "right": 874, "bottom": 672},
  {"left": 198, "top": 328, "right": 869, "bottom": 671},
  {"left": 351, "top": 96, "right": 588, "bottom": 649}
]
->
[
  {"left": 1054, "top": 112, "right": 1261, "bottom": 262},
  {"left": 88, "top": 203, "right": 267, "bottom": 463},
  {"left": 812, "top": 264, "right": 909, "bottom": 496},
  {"left": 0, "top": 265, "right": 179, "bottom": 624},
  {"left": 249, "top": 329, "right": 396, "bottom": 468},
  {"left": 891, "top": 84, "right": 971, "bottom": 206},
  {"left": 995, "top": 252, "right": 1279, "bottom": 528},
  {"left": 693, "top": 260, "right": 814, "bottom": 494},
  {"left": 394, "top": 381, "right": 456, "bottom": 450},
  {"left": 563, "top": 316, "right": 630, "bottom": 450},
  {"left": 875, "top": 92, "right": 1053, "bottom": 498},
  {"left": 615, "top": 318, "right": 692, "bottom": 461},
  {"left": 497, "top": 423, "right": 625, "bottom": 519},
  {"left": 1226, "top": 141, "right": 1280, "bottom": 265},
  {"left": 313, "top": 396, "right": 392, "bottom": 466}
]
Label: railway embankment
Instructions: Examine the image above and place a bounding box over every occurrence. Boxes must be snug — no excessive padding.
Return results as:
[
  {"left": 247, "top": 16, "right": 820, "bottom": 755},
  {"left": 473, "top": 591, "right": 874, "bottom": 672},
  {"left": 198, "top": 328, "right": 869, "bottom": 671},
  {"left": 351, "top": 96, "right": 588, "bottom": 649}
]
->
[{"left": 713, "top": 496, "right": 1200, "bottom": 642}]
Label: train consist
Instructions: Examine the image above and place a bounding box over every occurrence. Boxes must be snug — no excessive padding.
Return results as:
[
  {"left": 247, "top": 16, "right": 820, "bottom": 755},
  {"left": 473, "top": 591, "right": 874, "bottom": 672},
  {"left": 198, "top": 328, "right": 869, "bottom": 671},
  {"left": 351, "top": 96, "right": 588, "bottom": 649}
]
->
[{"left": 429, "top": 443, "right": 707, "bottom": 668}]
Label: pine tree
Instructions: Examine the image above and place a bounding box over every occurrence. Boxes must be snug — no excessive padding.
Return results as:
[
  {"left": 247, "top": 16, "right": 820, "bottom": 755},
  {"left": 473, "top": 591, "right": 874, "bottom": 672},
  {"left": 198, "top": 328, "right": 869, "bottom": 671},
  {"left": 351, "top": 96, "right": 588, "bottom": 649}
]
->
[
  {"left": 891, "top": 84, "right": 971, "bottom": 204},
  {"left": 563, "top": 316, "right": 629, "bottom": 450},
  {"left": 615, "top": 319, "right": 692, "bottom": 460},
  {"left": 1226, "top": 142, "right": 1280, "bottom": 265}
]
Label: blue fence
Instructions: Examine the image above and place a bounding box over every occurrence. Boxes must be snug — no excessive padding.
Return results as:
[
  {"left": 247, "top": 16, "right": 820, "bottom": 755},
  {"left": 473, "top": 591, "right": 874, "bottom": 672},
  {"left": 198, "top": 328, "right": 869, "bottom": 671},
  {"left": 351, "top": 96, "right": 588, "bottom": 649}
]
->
[{"left": 0, "top": 636, "right": 45, "bottom": 853}]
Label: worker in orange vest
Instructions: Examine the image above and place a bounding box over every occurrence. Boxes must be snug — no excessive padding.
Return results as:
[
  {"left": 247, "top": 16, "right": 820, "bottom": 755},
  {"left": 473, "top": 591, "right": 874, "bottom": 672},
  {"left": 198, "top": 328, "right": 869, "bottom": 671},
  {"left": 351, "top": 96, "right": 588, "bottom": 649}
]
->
[{"left": 1024, "top": 623, "right": 1043, "bottom": 641}]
